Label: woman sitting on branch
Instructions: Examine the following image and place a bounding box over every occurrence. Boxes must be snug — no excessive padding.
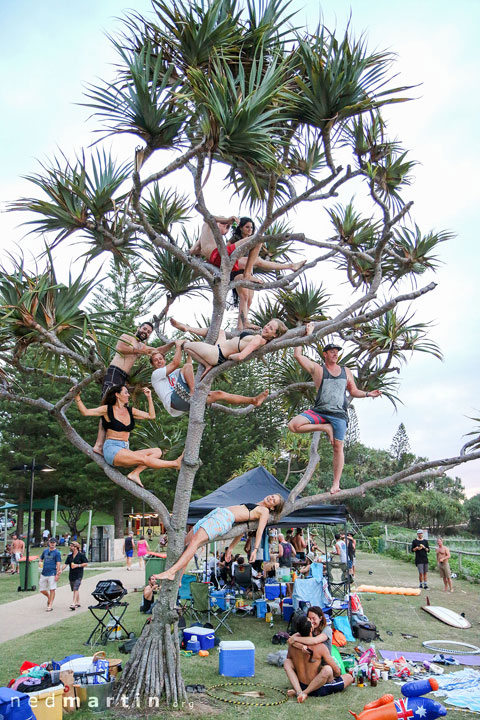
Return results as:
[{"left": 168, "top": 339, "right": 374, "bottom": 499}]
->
[
  {"left": 72, "top": 384, "right": 183, "bottom": 487},
  {"left": 170, "top": 317, "right": 287, "bottom": 376},
  {"left": 154, "top": 494, "right": 285, "bottom": 581}
]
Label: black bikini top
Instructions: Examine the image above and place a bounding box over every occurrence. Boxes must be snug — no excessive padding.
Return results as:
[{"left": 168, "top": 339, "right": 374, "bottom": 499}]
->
[
  {"left": 243, "top": 503, "right": 259, "bottom": 528},
  {"left": 238, "top": 331, "right": 254, "bottom": 351},
  {"left": 102, "top": 404, "right": 135, "bottom": 432}
]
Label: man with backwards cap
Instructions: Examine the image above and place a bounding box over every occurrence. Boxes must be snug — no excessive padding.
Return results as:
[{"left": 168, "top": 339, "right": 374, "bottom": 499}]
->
[
  {"left": 288, "top": 323, "right": 382, "bottom": 494},
  {"left": 411, "top": 529, "right": 430, "bottom": 589}
]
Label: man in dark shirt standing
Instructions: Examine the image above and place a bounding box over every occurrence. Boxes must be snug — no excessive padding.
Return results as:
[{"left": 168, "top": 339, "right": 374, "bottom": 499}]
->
[
  {"left": 411, "top": 529, "right": 430, "bottom": 589},
  {"left": 62, "top": 540, "right": 88, "bottom": 610}
]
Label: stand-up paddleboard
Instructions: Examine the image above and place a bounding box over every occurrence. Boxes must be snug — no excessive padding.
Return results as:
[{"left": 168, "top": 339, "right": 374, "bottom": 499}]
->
[{"left": 422, "top": 596, "right": 471, "bottom": 629}]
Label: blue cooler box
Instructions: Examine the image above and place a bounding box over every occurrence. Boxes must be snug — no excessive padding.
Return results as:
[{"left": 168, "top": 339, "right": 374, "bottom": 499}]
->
[
  {"left": 0, "top": 687, "right": 35, "bottom": 720},
  {"left": 210, "top": 589, "right": 227, "bottom": 611},
  {"left": 282, "top": 598, "right": 294, "bottom": 622},
  {"left": 183, "top": 626, "right": 215, "bottom": 650},
  {"left": 265, "top": 583, "right": 287, "bottom": 600},
  {"left": 254, "top": 599, "right": 267, "bottom": 618},
  {"left": 219, "top": 641, "right": 255, "bottom": 677}
]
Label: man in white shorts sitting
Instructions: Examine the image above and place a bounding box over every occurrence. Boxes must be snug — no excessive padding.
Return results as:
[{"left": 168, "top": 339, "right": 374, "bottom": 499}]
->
[{"left": 150, "top": 340, "right": 268, "bottom": 416}]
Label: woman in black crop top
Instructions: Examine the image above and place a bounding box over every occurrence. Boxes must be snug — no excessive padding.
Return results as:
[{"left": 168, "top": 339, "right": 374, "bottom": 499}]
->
[{"left": 73, "top": 384, "right": 183, "bottom": 487}]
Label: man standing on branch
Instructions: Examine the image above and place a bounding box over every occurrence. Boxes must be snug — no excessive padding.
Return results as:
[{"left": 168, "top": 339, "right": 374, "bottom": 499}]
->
[
  {"left": 288, "top": 323, "right": 382, "bottom": 494},
  {"left": 93, "top": 321, "right": 173, "bottom": 454},
  {"left": 150, "top": 339, "right": 268, "bottom": 417}
]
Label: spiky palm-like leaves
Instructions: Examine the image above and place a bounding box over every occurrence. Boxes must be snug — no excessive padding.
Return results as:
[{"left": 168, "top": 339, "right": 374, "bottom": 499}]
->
[
  {"left": 387, "top": 226, "right": 450, "bottom": 281},
  {"left": 141, "top": 186, "right": 192, "bottom": 237},
  {"left": 251, "top": 279, "right": 330, "bottom": 328}
]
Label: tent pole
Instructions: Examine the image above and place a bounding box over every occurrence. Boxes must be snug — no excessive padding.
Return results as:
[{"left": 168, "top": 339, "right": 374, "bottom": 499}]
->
[
  {"left": 307, "top": 525, "right": 310, "bottom": 553},
  {"left": 345, "top": 520, "right": 351, "bottom": 621},
  {"left": 4, "top": 508, "right": 7, "bottom": 549},
  {"left": 86, "top": 509, "right": 93, "bottom": 561},
  {"left": 323, "top": 525, "right": 330, "bottom": 594}
]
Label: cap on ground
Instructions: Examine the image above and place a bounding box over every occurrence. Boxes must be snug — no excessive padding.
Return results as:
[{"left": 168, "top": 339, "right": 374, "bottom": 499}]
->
[{"left": 323, "top": 343, "right": 342, "bottom": 352}]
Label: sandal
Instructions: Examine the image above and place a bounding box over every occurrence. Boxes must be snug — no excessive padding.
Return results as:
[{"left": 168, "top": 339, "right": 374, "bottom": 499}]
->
[
  {"left": 75, "top": 604, "right": 81, "bottom": 608},
  {"left": 69, "top": 605, "right": 76, "bottom": 611},
  {"left": 46, "top": 607, "right": 53, "bottom": 612}
]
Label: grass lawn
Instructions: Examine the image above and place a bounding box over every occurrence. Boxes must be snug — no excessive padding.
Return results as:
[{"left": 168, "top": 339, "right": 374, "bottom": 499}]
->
[
  {"left": 0, "top": 564, "right": 113, "bottom": 605},
  {"left": 0, "top": 550, "right": 479, "bottom": 719}
]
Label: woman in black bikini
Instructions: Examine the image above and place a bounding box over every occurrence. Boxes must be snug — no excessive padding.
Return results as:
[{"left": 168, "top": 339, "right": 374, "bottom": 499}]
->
[
  {"left": 170, "top": 317, "right": 287, "bottom": 376},
  {"left": 72, "top": 384, "right": 183, "bottom": 486}
]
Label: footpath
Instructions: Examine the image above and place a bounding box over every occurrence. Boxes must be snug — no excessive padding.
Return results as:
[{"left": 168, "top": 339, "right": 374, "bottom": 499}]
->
[{"left": 0, "top": 564, "right": 144, "bottom": 644}]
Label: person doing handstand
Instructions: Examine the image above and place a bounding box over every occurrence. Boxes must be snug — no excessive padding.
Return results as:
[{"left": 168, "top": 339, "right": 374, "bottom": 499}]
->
[
  {"left": 154, "top": 494, "right": 285, "bottom": 581},
  {"left": 170, "top": 317, "right": 287, "bottom": 377},
  {"left": 150, "top": 339, "right": 268, "bottom": 416},
  {"left": 288, "top": 322, "right": 382, "bottom": 494},
  {"left": 284, "top": 615, "right": 353, "bottom": 703},
  {"left": 72, "top": 384, "right": 183, "bottom": 487}
]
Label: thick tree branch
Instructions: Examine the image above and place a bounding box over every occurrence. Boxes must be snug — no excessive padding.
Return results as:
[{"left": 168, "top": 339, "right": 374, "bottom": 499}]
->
[{"left": 139, "top": 142, "right": 205, "bottom": 190}]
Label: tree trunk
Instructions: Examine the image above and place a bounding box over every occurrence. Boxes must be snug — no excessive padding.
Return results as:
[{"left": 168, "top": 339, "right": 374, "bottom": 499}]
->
[
  {"left": 113, "top": 589, "right": 185, "bottom": 707},
  {"left": 113, "top": 494, "right": 124, "bottom": 539},
  {"left": 17, "top": 487, "right": 25, "bottom": 535},
  {"left": 33, "top": 510, "right": 42, "bottom": 544},
  {"left": 45, "top": 509, "right": 52, "bottom": 534}
]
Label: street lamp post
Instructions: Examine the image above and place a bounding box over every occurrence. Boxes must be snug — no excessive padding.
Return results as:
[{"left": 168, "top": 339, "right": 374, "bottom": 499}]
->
[{"left": 12, "top": 460, "right": 55, "bottom": 592}]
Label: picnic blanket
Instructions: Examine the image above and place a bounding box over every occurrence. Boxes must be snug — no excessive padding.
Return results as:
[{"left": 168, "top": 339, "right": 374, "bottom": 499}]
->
[
  {"left": 379, "top": 650, "right": 480, "bottom": 667},
  {"left": 433, "top": 668, "right": 480, "bottom": 711}
]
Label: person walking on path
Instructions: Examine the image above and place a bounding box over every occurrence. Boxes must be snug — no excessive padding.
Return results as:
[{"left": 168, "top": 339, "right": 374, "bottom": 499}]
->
[
  {"left": 436, "top": 537, "right": 453, "bottom": 592},
  {"left": 136, "top": 535, "right": 150, "bottom": 570},
  {"left": 411, "top": 529, "right": 430, "bottom": 589},
  {"left": 9, "top": 533, "right": 25, "bottom": 574},
  {"left": 288, "top": 323, "right": 382, "bottom": 494},
  {"left": 61, "top": 540, "right": 88, "bottom": 610},
  {"left": 39, "top": 537, "right": 62, "bottom": 611},
  {"left": 123, "top": 532, "right": 136, "bottom": 570}
]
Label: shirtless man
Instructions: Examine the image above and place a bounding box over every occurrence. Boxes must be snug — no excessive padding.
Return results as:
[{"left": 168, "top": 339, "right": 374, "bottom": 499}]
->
[
  {"left": 150, "top": 339, "right": 268, "bottom": 417},
  {"left": 190, "top": 216, "right": 305, "bottom": 281},
  {"left": 10, "top": 532, "right": 25, "bottom": 574},
  {"left": 284, "top": 615, "right": 353, "bottom": 703},
  {"left": 288, "top": 323, "right": 382, "bottom": 494},
  {"left": 93, "top": 322, "right": 173, "bottom": 454}
]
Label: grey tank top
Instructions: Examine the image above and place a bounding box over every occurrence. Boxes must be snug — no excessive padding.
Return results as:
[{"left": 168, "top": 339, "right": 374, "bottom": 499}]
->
[{"left": 313, "top": 365, "right": 348, "bottom": 420}]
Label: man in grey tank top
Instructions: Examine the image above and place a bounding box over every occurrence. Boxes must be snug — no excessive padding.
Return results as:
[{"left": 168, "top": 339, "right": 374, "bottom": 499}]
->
[{"left": 288, "top": 323, "right": 382, "bottom": 494}]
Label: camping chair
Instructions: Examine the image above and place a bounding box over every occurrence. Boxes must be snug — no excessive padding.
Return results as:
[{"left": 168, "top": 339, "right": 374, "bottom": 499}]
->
[
  {"left": 190, "top": 581, "right": 233, "bottom": 634},
  {"left": 326, "top": 562, "right": 349, "bottom": 602},
  {"left": 177, "top": 573, "right": 197, "bottom": 619},
  {"left": 233, "top": 564, "right": 255, "bottom": 594}
]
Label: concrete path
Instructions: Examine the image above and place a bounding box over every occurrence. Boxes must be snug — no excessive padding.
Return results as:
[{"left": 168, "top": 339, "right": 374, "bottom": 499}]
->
[{"left": 0, "top": 563, "right": 145, "bottom": 644}]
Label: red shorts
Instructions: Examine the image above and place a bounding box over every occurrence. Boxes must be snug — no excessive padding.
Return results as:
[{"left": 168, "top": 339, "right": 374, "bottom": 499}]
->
[{"left": 209, "top": 243, "right": 240, "bottom": 273}]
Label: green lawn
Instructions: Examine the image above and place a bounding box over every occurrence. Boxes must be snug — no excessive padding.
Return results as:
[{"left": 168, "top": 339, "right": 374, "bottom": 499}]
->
[
  {"left": 0, "top": 565, "right": 111, "bottom": 605},
  {"left": 0, "top": 551, "right": 479, "bottom": 719}
]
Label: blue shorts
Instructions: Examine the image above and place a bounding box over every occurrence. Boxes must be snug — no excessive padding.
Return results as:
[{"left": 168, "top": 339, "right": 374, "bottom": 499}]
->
[
  {"left": 170, "top": 372, "right": 191, "bottom": 413},
  {"left": 300, "top": 677, "right": 344, "bottom": 697},
  {"left": 300, "top": 410, "right": 347, "bottom": 441},
  {"left": 103, "top": 439, "right": 129, "bottom": 466},
  {"left": 192, "top": 508, "right": 235, "bottom": 541},
  {"left": 125, "top": 550, "right": 133, "bottom": 558}
]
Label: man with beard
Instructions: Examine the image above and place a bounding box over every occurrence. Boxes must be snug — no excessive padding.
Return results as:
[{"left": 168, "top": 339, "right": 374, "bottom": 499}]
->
[{"left": 93, "top": 321, "right": 173, "bottom": 454}]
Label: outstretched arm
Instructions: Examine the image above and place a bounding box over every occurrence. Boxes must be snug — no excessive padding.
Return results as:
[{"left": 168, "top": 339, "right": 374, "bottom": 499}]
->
[
  {"left": 249, "top": 507, "right": 270, "bottom": 563},
  {"left": 116, "top": 333, "right": 156, "bottom": 356},
  {"left": 346, "top": 368, "right": 382, "bottom": 398},
  {"left": 293, "top": 323, "right": 321, "bottom": 377},
  {"left": 73, "top": 393, "right": 107, "bottom": 417},
  {"left": 164, "top": 340, "right": 185, "bottom": 376}
]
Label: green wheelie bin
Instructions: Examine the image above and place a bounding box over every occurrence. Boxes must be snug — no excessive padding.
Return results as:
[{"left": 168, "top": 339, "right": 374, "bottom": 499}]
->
[
  {"left": 18, "top": 556, "right": 39, "bottom": 591},
  {"left": 145, "top": 554, "right": 167, "bottom": 584}
]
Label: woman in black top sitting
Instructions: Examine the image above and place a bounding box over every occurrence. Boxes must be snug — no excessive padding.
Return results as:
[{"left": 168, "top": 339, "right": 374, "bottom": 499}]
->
[{"left": 72, "top": 384, "right": 183, "bottom": 486}]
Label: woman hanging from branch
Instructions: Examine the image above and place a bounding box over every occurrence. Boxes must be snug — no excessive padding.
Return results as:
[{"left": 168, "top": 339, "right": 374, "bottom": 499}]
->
[
  {"left": 170, "top": 317, "right": 288, "bottom": 376},
  {"left": 154, "top": 494, "right": 285, "bottom": 581},
  {"left": 72, "top": 384, "right": 183, "bottom": 487}
]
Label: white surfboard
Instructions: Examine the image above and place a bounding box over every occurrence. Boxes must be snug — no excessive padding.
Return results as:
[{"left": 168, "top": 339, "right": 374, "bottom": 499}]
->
[{"left": 422, "top": 597, "right": 471, "bottom": 629}]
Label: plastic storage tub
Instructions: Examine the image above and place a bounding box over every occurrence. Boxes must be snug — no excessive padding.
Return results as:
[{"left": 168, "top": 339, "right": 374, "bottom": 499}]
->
[
  {"left": 265, "top": 583, "right": 287, "bottom": 600},
  {"left": 183, "top": 626, "right": 215, "bottom": 650},
  {"left": 209, "top": 589, "right": 227, "bottom": 611},
  {"left": 27, "top": 685, "right": 64, "bottom": 720},
  {"left": 219, "top": 640, "right": 255, "bottom": 677}
]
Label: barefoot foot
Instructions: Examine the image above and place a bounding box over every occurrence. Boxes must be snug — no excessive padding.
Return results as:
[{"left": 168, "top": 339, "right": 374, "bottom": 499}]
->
[
  {"left": 292, "top": 260, "right": 306, "bottom": 272},
  {"left": 287, "top": 689, "right": 297, "bottom": 698},
  {"left": 243, "top": 273, "right": 264, "bottom": 284},
  {"left": 243, "top": 321, "right": 261, "bottom": 330},
  {"left": 200, "top": 365, "right": 213, "bottom": 379},
  {"left": 154, "top": 570, "right": 176, "bottom": 581},
  {"left": 324, "top": 425, "right": 334, "bottom": 446},
  {"left": 170, "top": 318, "right": 188, "bottom": 332},
  {"left": 174, "top": 452, "right": 184, "bottom": 470},
  {"left": 251, "top": 389, "right": 269, "bottom": 407},
  {"left": 93, "top": 445, "right": 104, "bottom": 455},
  {"left": 127, "top": 473, "right": 144, "bottom": 488}
]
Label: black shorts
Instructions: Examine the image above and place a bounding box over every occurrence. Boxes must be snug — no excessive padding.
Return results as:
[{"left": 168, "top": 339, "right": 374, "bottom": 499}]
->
[
  {"left": 102, "top": 365, "right": 130, "bottom": 398},
  {"left": 70, "top": 578, "right": 82, "bottom": 591},
  {"left": 300, "top": 677, "right": 344, "bottom": 697}
]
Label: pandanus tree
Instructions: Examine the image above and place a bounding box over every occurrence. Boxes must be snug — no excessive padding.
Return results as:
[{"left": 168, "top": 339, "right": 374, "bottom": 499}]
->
[{"left": 1, "top": 0, "right": 480, "bottom": 706}]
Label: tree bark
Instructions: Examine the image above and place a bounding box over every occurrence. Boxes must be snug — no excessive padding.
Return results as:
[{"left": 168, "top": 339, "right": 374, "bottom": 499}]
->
[
  {"left": 44, "top": 509, "right": 52, "bottom": 534},
  {"left": 113, "top": 494, "right": 124, "bottom": 539}
]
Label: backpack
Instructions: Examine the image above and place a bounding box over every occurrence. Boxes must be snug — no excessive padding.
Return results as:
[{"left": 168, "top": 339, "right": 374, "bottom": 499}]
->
[{"left": 332, "top": 629, "right": 347, "bottom": 647}]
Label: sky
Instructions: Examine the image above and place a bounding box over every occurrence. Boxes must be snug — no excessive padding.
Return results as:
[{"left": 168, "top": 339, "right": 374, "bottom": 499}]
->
[{"left": 0, "top": 1, "right": 479, "bottom": 496}]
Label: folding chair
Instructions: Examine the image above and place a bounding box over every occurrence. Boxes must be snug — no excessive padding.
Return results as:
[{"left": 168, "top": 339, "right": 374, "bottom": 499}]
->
[
  {"left": 326, "top": 562, "right": 349, "bottom": 609},
  {"left": 177, "top": 573, "right": 197, "bottom": 619},
  {"left": 233, "top": 565, "right": 255, "bottom": 594}
]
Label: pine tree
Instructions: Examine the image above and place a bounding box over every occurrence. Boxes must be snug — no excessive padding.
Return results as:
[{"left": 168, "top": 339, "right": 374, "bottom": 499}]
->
[{"left": 389, "top": 422, "right": 412, "bottom": 461}]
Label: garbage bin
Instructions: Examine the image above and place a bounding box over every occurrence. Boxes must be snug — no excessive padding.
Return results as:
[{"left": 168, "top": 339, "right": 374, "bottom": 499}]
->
[
  {"left": 18, "top": 556, "right": 39, "bottom": 591},
  {"left": 145, "top": 554, "right": 166, "bottom": 584}
]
